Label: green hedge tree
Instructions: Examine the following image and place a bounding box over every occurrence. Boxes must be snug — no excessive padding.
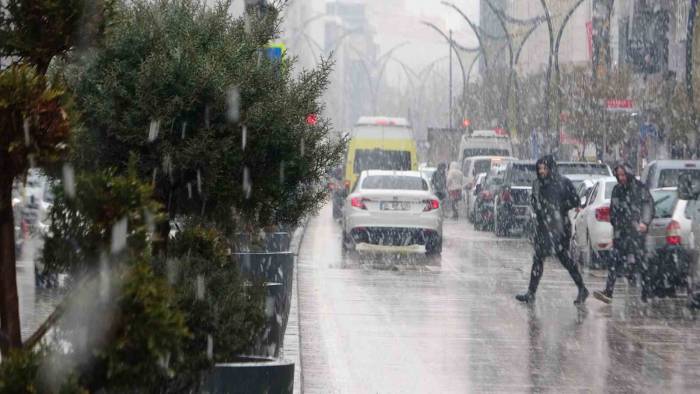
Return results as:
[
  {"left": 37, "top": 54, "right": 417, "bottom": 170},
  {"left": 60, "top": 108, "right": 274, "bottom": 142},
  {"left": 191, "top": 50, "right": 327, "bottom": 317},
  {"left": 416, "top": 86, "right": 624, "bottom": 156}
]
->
[
  {"left": 0, "top": 0, "right": 112, "bottom": 355},
  {"left": 68, "top": 0, "right": 344, "bottom": 255}
]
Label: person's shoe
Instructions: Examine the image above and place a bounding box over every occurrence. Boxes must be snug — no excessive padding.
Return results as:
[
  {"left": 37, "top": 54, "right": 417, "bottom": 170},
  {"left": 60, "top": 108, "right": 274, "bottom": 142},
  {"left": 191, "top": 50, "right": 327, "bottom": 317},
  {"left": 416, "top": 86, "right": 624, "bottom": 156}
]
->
[
  {"left": 515, "top": 292, "right": 535, "bottom": 303},
  {"left": 574, "top": 287, "right": 589, "bottom": 305},
  {"left": 593, "top": 290, "right": 613, "bottom": 304}
]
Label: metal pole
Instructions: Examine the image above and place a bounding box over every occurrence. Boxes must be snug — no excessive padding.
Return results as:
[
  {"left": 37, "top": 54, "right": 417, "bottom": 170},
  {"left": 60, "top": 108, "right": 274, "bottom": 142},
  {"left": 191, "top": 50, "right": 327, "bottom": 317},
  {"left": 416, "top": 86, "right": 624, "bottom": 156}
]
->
[{"left": 449, "top": 29, "right": 453, "bottom": 130}]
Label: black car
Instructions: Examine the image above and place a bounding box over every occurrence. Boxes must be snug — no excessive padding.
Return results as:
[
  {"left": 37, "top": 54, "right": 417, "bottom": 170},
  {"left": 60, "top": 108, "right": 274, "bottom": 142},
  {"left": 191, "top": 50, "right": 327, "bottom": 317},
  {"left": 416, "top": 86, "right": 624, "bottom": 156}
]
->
[{"left": 492, "top": 161, "right": 537, "bottom": 237}]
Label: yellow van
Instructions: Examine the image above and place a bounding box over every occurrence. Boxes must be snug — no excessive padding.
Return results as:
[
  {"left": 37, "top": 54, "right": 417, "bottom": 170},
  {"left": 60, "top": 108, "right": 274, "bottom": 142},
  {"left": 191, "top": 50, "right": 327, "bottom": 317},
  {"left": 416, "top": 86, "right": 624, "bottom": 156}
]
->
[{"left": 343, "top": 116, "right": 418, "bottom": 190}]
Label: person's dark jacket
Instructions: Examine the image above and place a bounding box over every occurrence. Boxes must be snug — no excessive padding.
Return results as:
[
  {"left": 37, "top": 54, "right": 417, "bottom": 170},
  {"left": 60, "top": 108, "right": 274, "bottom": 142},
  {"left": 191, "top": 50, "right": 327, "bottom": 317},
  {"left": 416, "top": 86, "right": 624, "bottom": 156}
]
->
[
  {"left": 531, "top": 155, "right": 580, "bottom": 254},
  {"left": 431, "top": 163, "right": 448, "bottom": 200},
  {"left": 610, "top": 164, "right": 654, "bottom": 236}
]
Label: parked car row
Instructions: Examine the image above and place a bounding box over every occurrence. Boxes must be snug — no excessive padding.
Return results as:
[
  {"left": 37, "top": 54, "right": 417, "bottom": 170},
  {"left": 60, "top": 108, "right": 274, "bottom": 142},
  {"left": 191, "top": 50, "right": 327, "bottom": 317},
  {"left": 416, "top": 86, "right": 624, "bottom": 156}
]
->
[
  {"left": 567, "top": 160, "right": 700, "bottom": 304},
  {"left": 467, "top": 159, "right": 613, "bottom": 239}
]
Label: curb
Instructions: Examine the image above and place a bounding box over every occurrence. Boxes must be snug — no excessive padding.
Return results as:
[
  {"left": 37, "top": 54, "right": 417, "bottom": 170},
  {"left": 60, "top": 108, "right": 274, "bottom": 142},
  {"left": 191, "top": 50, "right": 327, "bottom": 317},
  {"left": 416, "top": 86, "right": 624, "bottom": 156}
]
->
[{"left": 285, "top": 216, "right": 310, "bottom": 394}]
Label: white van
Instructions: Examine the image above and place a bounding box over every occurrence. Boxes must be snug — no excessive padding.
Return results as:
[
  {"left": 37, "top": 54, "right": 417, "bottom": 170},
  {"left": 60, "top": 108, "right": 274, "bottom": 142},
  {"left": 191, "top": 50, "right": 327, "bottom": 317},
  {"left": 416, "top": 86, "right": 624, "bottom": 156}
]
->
[{"left": 457, "top": 130, "right": 513, "bottom": 166}]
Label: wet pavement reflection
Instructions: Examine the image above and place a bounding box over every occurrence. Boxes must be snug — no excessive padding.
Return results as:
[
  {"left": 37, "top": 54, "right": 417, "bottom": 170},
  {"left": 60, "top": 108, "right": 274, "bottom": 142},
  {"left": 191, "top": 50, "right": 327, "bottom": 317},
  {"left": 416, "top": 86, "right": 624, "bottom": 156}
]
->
[{"left": 298, "top": 205, "right": 700, "bottom": 393}]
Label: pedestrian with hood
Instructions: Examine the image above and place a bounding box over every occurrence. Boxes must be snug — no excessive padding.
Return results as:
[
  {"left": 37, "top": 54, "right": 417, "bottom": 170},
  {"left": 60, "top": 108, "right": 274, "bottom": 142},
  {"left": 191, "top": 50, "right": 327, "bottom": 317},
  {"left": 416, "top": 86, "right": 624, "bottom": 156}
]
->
[
  {"left": 431, "top": 163, "right": 448, "bottom": 206},
  {"left": 447, "top": 161, "right": 464, "bottom": 219},
  {"left": 593, "top": 163, "right": 655, "bottom": 304},
  {"left": 516, "top": 155, "right": 589, "bottom": 305}
]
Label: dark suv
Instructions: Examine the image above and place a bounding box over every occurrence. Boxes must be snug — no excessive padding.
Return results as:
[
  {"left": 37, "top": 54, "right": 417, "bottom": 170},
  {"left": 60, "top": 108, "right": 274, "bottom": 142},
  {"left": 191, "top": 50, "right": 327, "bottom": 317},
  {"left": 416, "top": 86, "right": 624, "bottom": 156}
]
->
[{"left": 492, "top": 161, "right": 537, "bottom": 237}]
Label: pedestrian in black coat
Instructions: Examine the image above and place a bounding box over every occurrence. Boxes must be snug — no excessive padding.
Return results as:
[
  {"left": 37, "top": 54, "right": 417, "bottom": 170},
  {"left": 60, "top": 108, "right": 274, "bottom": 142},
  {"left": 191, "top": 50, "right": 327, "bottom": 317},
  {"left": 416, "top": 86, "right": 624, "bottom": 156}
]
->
[
  {"left": 431, "top": 162, "right": 448, "bottom": 201},
  {"left": 516, "top": 155, "right": 589, "bottom": 304},
  {"left": 594, "top": 163, "right": 655, "bottom": 304}
]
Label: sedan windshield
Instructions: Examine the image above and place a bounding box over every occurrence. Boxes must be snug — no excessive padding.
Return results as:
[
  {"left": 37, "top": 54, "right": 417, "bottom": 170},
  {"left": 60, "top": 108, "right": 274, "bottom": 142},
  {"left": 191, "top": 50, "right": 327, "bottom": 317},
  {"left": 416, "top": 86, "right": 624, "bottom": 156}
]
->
[{"left": 362, "top": 175, "right": 428, "bottom": 191}]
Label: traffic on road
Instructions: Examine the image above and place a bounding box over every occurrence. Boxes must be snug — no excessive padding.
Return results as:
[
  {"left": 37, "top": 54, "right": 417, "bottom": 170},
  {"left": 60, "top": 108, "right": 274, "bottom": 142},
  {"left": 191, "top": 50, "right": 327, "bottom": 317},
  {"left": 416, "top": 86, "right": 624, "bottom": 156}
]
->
[{"left": 7, "top": 1, "right": 700, "bottom": 392}]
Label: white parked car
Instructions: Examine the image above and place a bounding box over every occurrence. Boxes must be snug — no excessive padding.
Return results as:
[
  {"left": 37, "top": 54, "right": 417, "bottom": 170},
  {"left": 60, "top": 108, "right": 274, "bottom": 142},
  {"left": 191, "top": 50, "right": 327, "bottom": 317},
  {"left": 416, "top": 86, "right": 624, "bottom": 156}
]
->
[
  {"left": 466, "top": 172, "right": 487, "bottom": 223},
  {"left": 342, "top": 170, "right": 443, "bottom": 255},
  {"left": 647, "top": 188, "right": 694, "bottom": 252},
  {"left": 570, "top": 176, "right": 618, "bottom": 268}
]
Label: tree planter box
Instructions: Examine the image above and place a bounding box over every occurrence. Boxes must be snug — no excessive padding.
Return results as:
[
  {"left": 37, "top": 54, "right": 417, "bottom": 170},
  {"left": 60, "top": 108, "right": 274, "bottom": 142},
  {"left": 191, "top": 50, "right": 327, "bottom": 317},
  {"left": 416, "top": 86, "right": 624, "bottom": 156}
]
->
[
  {"left": 202, "top": 356, "right": 294, "bottom": 394},
  {"left": 232, "top": 251, "right": 294, "bottom": 357},
  {"left": 235, "top": 231, "right": 291, "bottom": 252}
]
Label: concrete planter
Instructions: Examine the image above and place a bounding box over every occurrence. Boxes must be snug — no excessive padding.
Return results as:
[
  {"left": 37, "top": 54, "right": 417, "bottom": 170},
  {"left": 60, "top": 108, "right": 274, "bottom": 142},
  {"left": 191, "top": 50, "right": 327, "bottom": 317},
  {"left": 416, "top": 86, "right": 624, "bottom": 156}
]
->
[
  {"left": 232, "top": 251, "right": 294, "bottom": 358},
  {"left": 235, "top": 231, "right": 291, "bottom": 252},
  {"left": 202, "top": 356, "right": 294, "bottom": 394}
]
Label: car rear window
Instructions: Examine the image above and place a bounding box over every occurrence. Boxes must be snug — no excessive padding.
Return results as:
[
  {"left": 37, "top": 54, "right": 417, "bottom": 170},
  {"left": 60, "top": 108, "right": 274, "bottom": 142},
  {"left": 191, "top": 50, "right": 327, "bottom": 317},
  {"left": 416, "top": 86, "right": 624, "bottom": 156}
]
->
[
  {"left": 651, "top": 189, "right": 678, "bottom": 218},
  {"left": 511, "top": 164, "right": 536, "bottom": 186},
  {"left": 558, "top": 163, "right": 610, "bottom": 176},
  {"left": 362, "top": 175, "right": 428, "bottom": 191},
  {"left": 657, "top": 168, "right": 700, "bottom": 188},
  {"left": 604, "top": 181, "right": 616, "bottom": 199}
]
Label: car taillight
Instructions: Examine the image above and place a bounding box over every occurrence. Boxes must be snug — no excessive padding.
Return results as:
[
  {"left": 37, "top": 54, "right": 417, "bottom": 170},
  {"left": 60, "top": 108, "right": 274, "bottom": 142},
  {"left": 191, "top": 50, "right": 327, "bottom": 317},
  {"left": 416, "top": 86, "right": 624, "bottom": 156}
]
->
[
  {"left": 666, "top": 220, "right": 682, "bottom": 245},
  {"left": 424, "top": 199, "right": 440, "bottom": 211},
  {"left": 350, "top": 197, "right": 367, "bottom": 210},
  {"left": 500, "top": 189, "right": 511, "bottom": 203},
  {"left": 595, "top": 206, "right": 610, "bottom": 222}
]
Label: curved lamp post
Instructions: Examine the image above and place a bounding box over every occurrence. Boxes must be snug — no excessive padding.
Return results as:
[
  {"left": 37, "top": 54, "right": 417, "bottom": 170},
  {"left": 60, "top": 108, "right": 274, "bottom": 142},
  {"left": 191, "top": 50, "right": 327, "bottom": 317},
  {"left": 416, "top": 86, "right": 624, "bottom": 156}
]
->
[
  {"left": 441, "top": 1, "right": 490, "bottom": 69},
  {"left": 421, "top": 21, "right": 470, "bottom": 126},
  {"left": 539, "top": 0, "right": 555, "bottom": 153}
]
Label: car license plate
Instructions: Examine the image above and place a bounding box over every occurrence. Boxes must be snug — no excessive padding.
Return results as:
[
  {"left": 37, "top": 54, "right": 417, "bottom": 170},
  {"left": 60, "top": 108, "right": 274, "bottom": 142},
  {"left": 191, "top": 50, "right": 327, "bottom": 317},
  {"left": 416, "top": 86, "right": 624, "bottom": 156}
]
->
[{"left": 381, "top": 201, "right": 410, "bottom": 211}]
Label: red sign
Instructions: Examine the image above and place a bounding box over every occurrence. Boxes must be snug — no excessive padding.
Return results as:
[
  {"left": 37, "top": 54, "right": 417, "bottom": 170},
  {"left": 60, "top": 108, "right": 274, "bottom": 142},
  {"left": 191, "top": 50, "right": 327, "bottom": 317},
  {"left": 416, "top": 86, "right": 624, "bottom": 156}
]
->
[{"left": 606, "top": 99, "right": 634, "bottom": 110}]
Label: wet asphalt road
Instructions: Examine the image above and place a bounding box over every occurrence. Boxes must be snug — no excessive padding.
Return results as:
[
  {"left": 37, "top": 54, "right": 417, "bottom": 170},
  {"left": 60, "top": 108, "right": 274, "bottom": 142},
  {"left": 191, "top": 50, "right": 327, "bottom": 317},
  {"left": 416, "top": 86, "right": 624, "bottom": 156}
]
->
[{"left": 298, "top": 204, "right": 700, "bottom": 393}]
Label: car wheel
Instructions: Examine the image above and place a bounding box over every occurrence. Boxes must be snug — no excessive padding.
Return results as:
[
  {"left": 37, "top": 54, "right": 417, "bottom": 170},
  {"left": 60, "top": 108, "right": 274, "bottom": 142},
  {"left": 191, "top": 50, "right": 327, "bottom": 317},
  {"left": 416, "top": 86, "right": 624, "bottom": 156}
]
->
[
  {"left": 341, "top": 230, "right": 349, "bottom": 252},
  {"left": 426, "top": 235, "right": 442, "bottom": 256}
]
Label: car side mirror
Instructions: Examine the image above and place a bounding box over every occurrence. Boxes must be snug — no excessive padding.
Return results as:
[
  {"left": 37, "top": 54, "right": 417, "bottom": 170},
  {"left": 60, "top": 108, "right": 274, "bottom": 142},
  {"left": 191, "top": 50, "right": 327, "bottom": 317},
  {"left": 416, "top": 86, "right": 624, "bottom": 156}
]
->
[{"left": 678, "top": 173, "right": 700, "bottom": 200}]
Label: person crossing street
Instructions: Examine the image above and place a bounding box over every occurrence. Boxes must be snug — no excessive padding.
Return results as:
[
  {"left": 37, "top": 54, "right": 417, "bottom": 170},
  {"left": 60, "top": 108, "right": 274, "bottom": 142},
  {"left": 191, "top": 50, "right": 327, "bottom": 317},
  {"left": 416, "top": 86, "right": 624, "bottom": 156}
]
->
[
  {"left": 593, "top": 164, "right": 655, "bottom": 304},
  {"left": 516, "top": 155, "right": 589, "bottom": 305}
]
